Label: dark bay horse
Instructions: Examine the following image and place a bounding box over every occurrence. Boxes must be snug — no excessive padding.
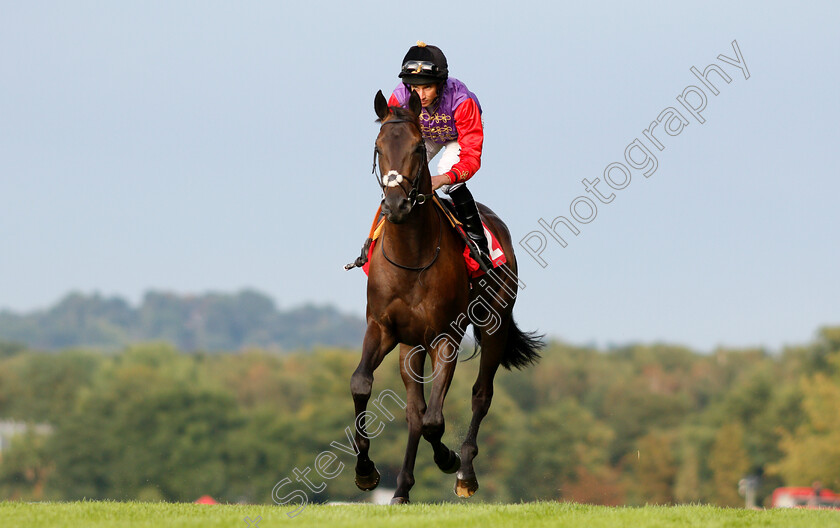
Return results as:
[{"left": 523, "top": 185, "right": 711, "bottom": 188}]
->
[{"left": 351, "top": 89, "right": 544, "bottom": 504}]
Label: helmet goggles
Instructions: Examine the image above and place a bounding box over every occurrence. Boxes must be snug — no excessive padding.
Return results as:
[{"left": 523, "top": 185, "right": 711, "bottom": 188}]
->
[{"left": 401, "top": 60, "right": 440, "bottom": 76}]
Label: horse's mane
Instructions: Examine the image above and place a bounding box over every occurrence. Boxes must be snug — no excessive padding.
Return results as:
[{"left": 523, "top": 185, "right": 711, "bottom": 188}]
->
[{"left": 375, "top": 105, "right": 419, "bottom": 124}]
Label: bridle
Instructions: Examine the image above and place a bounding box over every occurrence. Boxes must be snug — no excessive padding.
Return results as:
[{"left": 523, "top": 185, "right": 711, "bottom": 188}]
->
[
  {"left": 371, "top": 118, "right": 435, "bottom": 207},
  {"left": 371, "top": 116, "right": 441, "bottom": 274}
]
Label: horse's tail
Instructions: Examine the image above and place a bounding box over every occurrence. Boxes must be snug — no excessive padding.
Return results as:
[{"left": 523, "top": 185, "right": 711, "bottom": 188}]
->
[
  {"left": 469, "top": 316, "right": 544, "bottom": 370},
  {"left": 501, "top": 317, "right": 544, "bottom": 370}
]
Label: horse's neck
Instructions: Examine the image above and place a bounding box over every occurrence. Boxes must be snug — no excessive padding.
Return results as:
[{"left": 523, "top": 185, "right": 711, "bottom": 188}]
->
[{"left": 384, "top": 201, "right": 438, "bottom": 260}]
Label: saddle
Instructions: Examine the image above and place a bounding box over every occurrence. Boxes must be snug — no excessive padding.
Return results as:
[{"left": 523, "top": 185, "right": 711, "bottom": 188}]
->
[{"left": 362, "top": 196, "right": 507, "bottom": 278}]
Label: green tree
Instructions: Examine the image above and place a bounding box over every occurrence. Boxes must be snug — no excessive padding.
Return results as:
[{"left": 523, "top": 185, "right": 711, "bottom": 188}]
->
[
  {"left": 629, "top": 431, "right": 677, "bottom": 505},
  {"left": 708, "top": 422, "right": 749, "bottom": 506},
  {"left": 0, "top": 429, "right": 54, "bottom": 500},
  {"left": 674, "top": 444, "right": 700, "bottom": 504},
  {"left": 0, "top": 341, "right": 26, "bottom": 359},
  {"left": 769, "top": 373, "right": 840, "bottom": 490},
  {"left": 0, "top": 350, "right": 100, "bottom": 422},
  {"left": 48, "top": 385, "right": 246, "bottom": 501},
  {"left": 504, "top": 399, "right": 613, "bottom": 501}
]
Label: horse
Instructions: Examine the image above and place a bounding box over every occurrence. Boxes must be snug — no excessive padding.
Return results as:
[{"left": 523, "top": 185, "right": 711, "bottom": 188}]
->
[{"left": 350, "top": 88, "right": 544, "bottom": 504}]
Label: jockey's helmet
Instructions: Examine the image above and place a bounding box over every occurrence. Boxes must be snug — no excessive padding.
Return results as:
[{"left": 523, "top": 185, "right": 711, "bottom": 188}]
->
[{"left": 399, "top": 41, "right": 448, "bottom": 85}]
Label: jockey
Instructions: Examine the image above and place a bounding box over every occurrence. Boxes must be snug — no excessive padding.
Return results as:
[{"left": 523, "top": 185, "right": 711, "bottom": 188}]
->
[{"left": 346, "top": 41, "right": 491, "bottom": 271}]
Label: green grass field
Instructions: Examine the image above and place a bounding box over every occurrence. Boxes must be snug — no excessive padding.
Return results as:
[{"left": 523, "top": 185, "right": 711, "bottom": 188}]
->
[{"left": 1, "top": 501, "right": 838, "bottom": 528}]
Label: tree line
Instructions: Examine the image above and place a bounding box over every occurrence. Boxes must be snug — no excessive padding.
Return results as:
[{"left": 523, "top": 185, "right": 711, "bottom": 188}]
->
[
  {"left": 0, "top": 290, "right": 365, "bottom": 351},
  {"left": 0, "top": 326, "right": 838, "bottom": 506}
]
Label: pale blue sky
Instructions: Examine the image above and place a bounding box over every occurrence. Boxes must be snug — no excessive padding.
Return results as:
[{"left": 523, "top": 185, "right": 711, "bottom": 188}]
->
[{"left": 1, "top": 1, "right": 838, "bottom": 351}]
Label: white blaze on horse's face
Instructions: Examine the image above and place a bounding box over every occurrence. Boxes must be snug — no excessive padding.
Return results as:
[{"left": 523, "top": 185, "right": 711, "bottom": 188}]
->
[{"left": 383, "top": 170, "right": 405, "bottom": 188}]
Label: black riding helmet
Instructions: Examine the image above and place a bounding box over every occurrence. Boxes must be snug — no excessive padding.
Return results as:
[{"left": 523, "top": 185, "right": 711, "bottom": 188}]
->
[{"left": 398, "top": 41, "right": 448, "bottom": 86}]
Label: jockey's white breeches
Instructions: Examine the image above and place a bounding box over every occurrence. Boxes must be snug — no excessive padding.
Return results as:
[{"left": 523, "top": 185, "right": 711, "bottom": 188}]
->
[{"left": 425, "top": 140, "right": 463, "bottom": 194}]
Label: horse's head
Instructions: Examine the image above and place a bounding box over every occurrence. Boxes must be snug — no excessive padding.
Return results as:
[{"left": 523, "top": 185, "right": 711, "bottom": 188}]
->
[{"left": 373, "top": 89, "right": 430, "bottom": 224}]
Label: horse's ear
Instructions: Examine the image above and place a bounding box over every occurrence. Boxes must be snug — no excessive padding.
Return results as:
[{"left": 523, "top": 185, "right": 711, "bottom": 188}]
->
[
  {"left": 374, "top": 90, "right": 389, "bottom": 120},
  {"left": 408, "top": 90, "right": 422, "bottom": 118}
]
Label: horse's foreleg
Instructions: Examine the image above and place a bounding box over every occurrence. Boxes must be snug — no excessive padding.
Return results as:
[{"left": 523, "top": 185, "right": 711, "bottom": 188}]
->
[
  {"left": 456, "top": 320, "right": 508, "bottom": 498},
  {"left": 422, "top": 336, "right": 461, "bottom": 476},
  {"left": 351, "top": 322, "right": 395, "bottom": 491},
  {"left": 391, "top": 344, "right": 427, "bottom": 504}
]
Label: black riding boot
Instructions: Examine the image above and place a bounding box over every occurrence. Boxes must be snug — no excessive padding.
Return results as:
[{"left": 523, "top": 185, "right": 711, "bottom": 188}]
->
[
  {"left": 344, "top": 238, "right": 373, "bottom": 271},
  {"left": 344, "top": 208, "right": 385, "bottom": 271},
  {"left": 450, "top": 185, "right": 493, "bottom": 272}
]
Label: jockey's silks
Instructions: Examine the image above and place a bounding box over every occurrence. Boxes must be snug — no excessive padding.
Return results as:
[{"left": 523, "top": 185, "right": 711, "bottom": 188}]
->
[{"left": 392, "top": 78, "right": 482, "bottom": 146}]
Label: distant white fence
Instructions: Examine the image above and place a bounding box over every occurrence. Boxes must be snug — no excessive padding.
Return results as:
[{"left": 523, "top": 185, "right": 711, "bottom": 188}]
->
[{"left": 0, "top": 420, "right": 53, "bottom": 459}]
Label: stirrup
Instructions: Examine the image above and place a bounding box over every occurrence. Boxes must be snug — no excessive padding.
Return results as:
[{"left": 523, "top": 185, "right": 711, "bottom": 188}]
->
[
  {"left": 465, "top": 236, "right": 493, "bottom": 273},
  {"left": 462, "top": 215, "right": 493, "bottom": 273},
  {"left": 344, "top": 238, "right": 373, "bottom": 271}
]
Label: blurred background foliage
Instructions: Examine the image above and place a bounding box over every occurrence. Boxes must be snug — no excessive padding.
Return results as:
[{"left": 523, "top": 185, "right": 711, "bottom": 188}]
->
[
  {"left": 0, "top": 291, "right": 365, "bottom": 352},
  {"left": 1, "top": 325, "right": 839, "bottom": 506}
]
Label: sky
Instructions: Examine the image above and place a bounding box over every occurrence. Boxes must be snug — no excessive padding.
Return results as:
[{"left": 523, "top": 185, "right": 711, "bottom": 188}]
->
[{"left": 1, "top": 1, "right": 838, "bottom": 352}]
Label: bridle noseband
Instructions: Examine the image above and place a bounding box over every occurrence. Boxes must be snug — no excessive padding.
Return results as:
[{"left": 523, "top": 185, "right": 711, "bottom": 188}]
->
[
  {"left": 371, "top": 118, "right": 435, "bottom": 207},
  {"left": 371, "top": 116, "right": 441, "bottom": 275}
]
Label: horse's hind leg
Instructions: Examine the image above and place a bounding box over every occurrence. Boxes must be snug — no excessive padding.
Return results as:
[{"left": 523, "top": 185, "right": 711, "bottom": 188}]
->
[
  {"left": 391, "top": 344, "right": 427, "bottom": 504},
  {"left": 351, "top": 322, "right": 396, "bottom": 491},
  {"left": 455, "top": 318, "right": 508, "bottom": 498}
]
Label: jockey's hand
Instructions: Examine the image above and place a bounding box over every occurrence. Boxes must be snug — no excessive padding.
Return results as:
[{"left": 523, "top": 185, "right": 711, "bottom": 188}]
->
[{"left": 431, "top": 174, "right": 451, "bottom": 191}]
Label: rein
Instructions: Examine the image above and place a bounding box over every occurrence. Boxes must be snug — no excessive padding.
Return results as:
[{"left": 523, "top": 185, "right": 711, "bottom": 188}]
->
[
  {"left": 380, "top": 205, "right": 443, "bottom": 273},
  {"left": 373, "top": 116, "right": 440, "bottom": 273},
  {"left": 371, "top": 118, "right": 435, "bottom": 207}
]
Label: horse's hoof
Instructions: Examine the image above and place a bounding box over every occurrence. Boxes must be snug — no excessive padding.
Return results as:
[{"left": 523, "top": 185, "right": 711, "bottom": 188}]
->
[
  {"left": 438, "top": 451, "right": 461, "bottom": 474},
  {"left": 355, "top": 466, "right": 381, "bottom": 491},
  {"left": 454, "top": 476, "right": 479, "bottom": 498},
  {"left": 389, "top": 496, "right": 410, "bottom": 505}
]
